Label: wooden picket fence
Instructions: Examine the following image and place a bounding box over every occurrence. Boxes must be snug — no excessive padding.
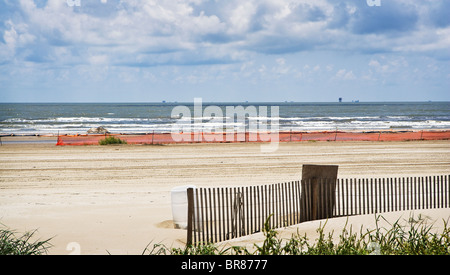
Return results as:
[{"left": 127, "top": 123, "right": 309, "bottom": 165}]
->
[{"left": 186, "top": 175, "right": 450, "bottom": 245}]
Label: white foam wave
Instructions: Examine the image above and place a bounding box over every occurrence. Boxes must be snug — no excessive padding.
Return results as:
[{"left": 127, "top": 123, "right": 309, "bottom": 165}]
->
[{"left": 2, "top": 116, "right": 449, "bottom": 135}]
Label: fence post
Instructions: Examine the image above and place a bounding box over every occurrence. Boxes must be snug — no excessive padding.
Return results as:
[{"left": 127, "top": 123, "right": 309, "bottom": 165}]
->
[
  {"left": 186, "top": 188, "right": 194, "bottom": 246},
  {"left": 300, "top": 164, "right": 338, "bottom": 222}
]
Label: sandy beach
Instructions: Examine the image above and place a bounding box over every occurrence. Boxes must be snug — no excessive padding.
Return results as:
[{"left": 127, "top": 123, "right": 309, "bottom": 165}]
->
[{"left": 1, "top": 138, "right": 449, "bottom": 255}]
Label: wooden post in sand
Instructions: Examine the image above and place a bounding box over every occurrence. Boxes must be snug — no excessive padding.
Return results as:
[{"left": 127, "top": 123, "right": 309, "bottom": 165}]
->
[
  {"left": 300, "top": 164, "right": 338, "bottom": 222},
  {"left": 186, "top": 188, "right": 195, "bottom": 246}
]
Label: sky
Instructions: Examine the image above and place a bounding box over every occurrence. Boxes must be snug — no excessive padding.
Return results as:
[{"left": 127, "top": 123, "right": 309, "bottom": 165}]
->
[{"left": 0, "top": 0, "right": 449, "bottom": 103}]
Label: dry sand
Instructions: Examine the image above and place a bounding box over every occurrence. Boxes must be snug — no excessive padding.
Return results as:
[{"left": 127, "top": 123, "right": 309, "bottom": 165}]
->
[{"left": 0, "top": 138, "right": 449, "bottom": 254}]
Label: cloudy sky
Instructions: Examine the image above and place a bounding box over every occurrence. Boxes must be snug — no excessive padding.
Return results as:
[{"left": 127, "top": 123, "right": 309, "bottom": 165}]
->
[{"left": 1, "top": 0, "right": 449, "bottom": 102}]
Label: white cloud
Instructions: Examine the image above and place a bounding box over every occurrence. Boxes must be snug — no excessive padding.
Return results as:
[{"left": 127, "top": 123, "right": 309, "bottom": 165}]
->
[
  {"left": 2, "top": 0, "right": 449, "bottom": 68},
  {"left": 369, "top": 60, "right": 380, "bottom": 67},
  {"left": 276, "top": 58, "right": 285, "bottom": 66},
  {"left": 89, "top": 55, "right": 108, "bottom": 65},
  {"left": 334, "top": 69, "right": 356, "bottom": 80},
  {"left": 0, "top": 0, "right": 449, "bottom": 102}
]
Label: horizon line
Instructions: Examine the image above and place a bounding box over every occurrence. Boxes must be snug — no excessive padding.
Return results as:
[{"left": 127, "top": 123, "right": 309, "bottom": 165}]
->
[{"left": 1, "top": 100, "right": 449, "bottom": 104}]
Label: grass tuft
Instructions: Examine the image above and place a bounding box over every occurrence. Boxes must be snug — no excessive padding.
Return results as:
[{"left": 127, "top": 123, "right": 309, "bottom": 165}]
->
[
  {"left": 0, "top": 225, "right": 53, "bottom": 255},
  {"left": 99, "top": 136, "right": 127, "bottom": 145},
  {"left": 3, "top": 213, "right": 449, "bottom": 255},
  {"left": 144, "top": 214, "right": 450, "bottom": 255}
]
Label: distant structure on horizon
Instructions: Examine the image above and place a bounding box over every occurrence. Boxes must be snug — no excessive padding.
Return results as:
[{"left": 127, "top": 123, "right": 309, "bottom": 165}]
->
[{"left": 339, "top": 97, "right": 342, "bottom": 103}]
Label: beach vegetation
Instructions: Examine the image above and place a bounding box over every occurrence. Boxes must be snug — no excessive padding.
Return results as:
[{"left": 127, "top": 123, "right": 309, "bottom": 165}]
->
[
  {"left": 3, "top": 214, "right": 448, "bottom": 255},
  {"left": 98, "top": 136, "right": 127, "bottom": 145},
  {"left": 140, "top": 242, "right": 232, "bottom": 255},
  {"left": 145, "top": 214, "right": 450, "bottom": 255},
  {"left": 0, "top": 225, "right": 52, "bottom": 255}
]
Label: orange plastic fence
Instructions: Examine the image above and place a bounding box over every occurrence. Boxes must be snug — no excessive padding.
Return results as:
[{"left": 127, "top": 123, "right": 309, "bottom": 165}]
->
[{"left": 56, "top": 130, "right": 450, "bottom": 146}]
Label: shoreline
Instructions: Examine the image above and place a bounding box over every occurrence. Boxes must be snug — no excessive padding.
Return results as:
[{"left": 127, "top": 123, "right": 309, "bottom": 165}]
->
[
  {"left": 0, "top": 139, "right": 449, "bottom": 254},
  {"left": 2, "top": 128, "right": 449, "bottom": 145},
  {"left": 2, "top": 128, "right": 450, "bottom": 136}
]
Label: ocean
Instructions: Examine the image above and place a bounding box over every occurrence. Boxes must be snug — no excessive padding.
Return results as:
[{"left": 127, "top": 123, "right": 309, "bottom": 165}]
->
[{"left": 1, "top": 102, "right": 449, "bottom": 136}]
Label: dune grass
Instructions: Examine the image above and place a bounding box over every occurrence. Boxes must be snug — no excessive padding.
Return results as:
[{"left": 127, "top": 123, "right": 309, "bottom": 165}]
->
[
  {"left": 0, "top": 225, "right": 52, "bottom": 255},
  {"left": 98, "top": 136, "right": 127, "bottom": 145},
  {"left": 144, "top": 214, "right": 450, "bottom": 255},
  {"left": 2, "top": 213, "right": 448, "bottom": 255}
]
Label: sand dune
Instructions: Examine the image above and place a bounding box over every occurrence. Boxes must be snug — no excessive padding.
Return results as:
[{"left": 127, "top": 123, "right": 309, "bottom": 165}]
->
[{"left": 0, "top": 139, "right": 449, "bottom": 254}]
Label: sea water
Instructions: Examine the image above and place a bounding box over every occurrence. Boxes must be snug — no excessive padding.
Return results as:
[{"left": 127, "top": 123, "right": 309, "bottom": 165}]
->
[{"left": 0, "top": 101, "right": 449, "bottom": 135}]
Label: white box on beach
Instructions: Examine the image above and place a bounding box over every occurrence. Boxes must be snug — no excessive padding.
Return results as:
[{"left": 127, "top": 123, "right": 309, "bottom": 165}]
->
[{"left": 171, "top": 185, "right": 196, "bottom": 229}]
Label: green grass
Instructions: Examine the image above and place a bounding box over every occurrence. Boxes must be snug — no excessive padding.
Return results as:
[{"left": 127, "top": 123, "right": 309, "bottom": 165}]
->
[
  {"left": 144, "top": 214, "right": 450, "bottom": 255},
  {"left": 0, "top": 225, "right": 52, "bottom": 255},
  {"left": 98, "top": 136, "right": 127, "bottom": 145},
  {"left": 3, "top": 213, "right": 448, "bottom": 255}
]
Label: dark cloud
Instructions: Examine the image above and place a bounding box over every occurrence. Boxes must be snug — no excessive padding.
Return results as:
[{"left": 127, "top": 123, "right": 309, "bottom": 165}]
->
[
  {"left": 244, "top": 30, "right": 326, "bottom": 55},
  {"left": 72, "top": 0, "right": 123, "bottom": 18},
  {"left": 427, "top": 0, "right": 450, "bottom": 28},
  {"left": 348, "top": 1, "right": 419, "bottom": 35},
  {"left": 290, "top": 3, "right": 327, "bottom": 22},
  {"left": 1, "top": 0, "right": 449, "bottom": 67},
  {"left": 327, "top": 2, "right": 351, "bottom": 29},
  {"left": 33, "top": 0, "right": 48, "bottom": 9}
]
